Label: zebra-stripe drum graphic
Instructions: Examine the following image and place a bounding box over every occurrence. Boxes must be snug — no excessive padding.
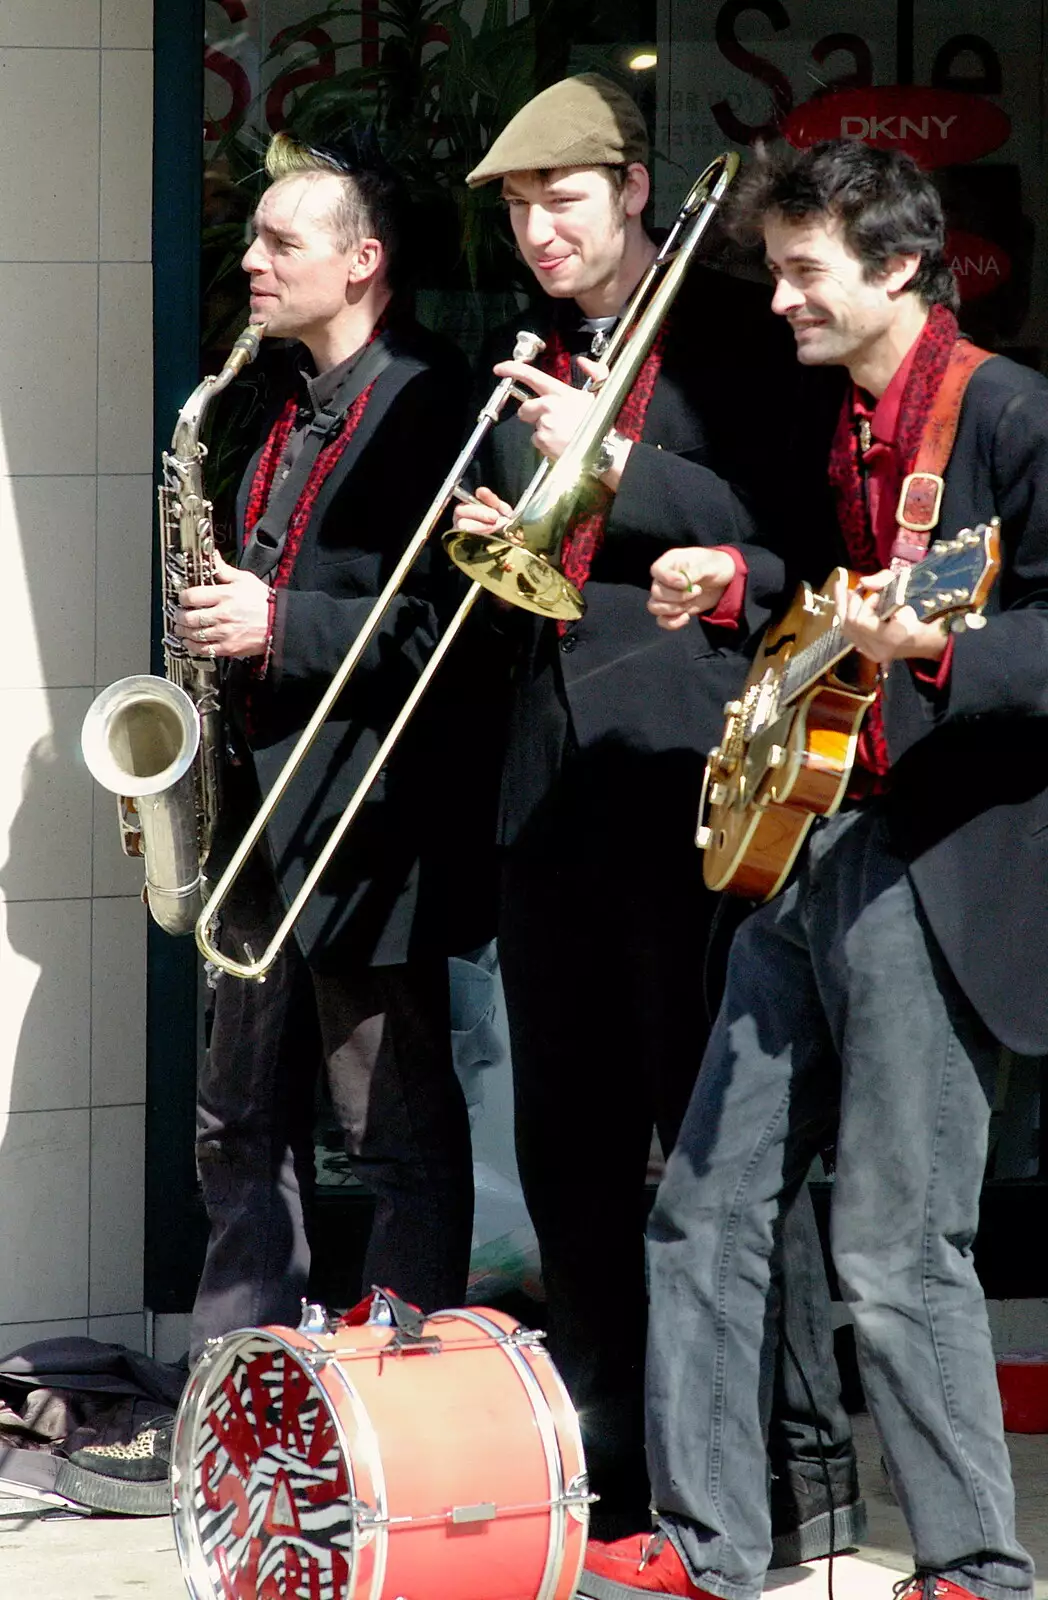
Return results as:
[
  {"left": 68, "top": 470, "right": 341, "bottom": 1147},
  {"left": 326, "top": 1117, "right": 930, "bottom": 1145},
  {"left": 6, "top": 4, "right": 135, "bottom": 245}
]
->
[{"left": 172, "top": 1303, "right": 590, "bottom": 1600}]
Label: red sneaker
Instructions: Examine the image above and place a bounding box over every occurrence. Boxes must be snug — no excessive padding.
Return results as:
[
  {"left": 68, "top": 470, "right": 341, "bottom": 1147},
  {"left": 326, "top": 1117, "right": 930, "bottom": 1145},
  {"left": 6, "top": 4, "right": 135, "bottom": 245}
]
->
[
  {"left": 893, "top": 1579, "right": 982, "bottom": 1600},
  {"left": 578, "top": 1531, "right": 720, "bottom": 1600}
]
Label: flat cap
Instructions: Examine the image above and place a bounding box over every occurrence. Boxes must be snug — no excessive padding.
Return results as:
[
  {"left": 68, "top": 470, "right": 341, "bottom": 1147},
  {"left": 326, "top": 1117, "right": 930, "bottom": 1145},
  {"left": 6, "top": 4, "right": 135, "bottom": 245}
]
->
[{"left": 466, "top": 73, "right": 649, "bottom": 188}]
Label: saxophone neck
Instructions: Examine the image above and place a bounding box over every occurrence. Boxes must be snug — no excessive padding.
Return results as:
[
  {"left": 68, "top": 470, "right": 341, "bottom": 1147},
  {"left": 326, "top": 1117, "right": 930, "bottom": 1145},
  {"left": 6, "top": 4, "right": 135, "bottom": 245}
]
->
[{"left": 169, "top": 322, "right": 269, "bottom": 459}]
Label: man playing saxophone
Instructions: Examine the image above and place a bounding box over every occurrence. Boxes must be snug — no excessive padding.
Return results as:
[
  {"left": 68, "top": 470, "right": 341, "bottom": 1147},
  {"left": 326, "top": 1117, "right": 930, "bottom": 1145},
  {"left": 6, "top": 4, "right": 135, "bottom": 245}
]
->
[
  {"left": 173, "top": 132, "right": 476, "bottom": 1380},
  {"left": 450, "top": 73, "right": 861, "bottom": 1553}
]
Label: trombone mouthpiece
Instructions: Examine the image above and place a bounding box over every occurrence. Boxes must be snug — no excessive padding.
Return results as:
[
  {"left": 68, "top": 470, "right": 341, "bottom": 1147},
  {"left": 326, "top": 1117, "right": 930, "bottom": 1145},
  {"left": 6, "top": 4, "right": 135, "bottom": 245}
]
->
[{"left": 512, "top": 330, "right": 546, "bottom": 363}]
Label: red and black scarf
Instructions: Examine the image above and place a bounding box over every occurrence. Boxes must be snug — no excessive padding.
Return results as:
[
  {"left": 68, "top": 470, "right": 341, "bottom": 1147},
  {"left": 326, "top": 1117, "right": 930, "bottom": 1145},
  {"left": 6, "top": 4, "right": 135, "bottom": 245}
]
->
[
  {"left": 827, "top": 302, "right": 960, "bottom": 780},
  {"left": 538, "top": 319, "right": 668, "bottom": 630},
  {"left": 238, "top": 327, "right": 386, "bottom": 715},
  {"left": 242, "top": 314, "right": 391, "bottom": 592},
  {"left": 827, "top": 302, "right": 959, "bottom": 574},
  {"left": 243, "top": 385, "right": 376, "bottom": 592}
]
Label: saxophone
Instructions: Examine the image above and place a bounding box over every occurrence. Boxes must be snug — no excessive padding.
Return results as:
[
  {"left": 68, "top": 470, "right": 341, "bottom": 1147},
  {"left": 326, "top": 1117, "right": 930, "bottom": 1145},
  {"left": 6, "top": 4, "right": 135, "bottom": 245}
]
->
[{"left": 80, "top": 324, "right": 267, "bottom": 936}]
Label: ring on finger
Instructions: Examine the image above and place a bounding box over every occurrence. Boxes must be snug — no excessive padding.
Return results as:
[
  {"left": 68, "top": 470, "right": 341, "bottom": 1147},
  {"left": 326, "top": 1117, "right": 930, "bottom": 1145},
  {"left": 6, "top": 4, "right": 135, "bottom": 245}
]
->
[{"left": 205, "top": 643, "right": 216, "bottom": 660}]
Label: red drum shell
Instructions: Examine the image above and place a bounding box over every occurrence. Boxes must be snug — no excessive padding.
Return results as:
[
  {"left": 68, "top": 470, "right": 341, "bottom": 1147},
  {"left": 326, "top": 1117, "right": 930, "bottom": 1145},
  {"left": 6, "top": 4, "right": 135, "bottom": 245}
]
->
[{"left": 172, "top": 1306, "right": 588, "bottom": 1600}]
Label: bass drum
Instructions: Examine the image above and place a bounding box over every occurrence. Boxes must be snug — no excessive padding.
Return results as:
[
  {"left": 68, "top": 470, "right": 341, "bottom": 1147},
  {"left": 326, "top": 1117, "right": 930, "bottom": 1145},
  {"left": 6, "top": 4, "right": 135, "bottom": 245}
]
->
[{"left": 171, "top": 1297, "right": 590, "bottom": 1600}]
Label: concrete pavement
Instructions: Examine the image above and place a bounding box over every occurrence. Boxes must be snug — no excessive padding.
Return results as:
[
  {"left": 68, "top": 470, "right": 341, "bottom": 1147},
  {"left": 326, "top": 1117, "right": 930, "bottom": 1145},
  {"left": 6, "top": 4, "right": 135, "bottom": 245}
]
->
[{"left": 0, "top": 1415, "right": 1044, "bottom": 1599}]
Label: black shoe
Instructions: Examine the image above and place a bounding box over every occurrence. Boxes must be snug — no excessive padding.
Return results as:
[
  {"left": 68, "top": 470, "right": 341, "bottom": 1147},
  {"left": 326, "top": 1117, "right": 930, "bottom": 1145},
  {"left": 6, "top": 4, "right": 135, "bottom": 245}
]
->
[
  {"left": 54, "top": 1420, "right": 173, "bottom": 1517},
  {"left": 770, "top": 1468, "right": 868, "bottom": 1568}
]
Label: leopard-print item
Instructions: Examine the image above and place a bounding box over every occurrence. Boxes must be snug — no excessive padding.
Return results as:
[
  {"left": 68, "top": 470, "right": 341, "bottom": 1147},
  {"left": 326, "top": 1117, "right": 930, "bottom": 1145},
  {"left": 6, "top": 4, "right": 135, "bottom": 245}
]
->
[{"left": 75, "top": 1427, "right": 166, "bottom": 1462}]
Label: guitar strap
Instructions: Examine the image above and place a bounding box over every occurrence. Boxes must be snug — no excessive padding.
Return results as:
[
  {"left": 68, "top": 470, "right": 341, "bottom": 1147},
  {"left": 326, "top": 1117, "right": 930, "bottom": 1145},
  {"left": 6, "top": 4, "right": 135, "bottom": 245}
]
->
[{"left": 890, "top": 340, "right": 995, "bottom": 567}]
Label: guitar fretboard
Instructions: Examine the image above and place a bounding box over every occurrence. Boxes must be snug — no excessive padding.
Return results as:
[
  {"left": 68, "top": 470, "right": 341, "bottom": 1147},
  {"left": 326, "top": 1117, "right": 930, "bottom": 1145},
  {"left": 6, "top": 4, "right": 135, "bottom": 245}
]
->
[{"left": 778, "top": 571, "right": 904, "bottom": 707}]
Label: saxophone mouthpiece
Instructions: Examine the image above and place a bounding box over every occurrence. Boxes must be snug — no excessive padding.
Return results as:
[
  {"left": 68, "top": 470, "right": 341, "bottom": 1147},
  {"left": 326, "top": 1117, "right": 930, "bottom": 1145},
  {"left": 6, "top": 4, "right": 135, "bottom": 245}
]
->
[{"left": 227, "top": 322, "right": 268, "bottom": 373}]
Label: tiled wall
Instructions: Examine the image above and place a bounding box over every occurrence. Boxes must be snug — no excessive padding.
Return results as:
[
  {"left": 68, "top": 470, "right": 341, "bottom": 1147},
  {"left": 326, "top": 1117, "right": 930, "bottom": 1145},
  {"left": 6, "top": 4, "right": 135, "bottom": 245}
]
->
[{"left": 0, "top": 0, "right": 153, "bottom": 1356}]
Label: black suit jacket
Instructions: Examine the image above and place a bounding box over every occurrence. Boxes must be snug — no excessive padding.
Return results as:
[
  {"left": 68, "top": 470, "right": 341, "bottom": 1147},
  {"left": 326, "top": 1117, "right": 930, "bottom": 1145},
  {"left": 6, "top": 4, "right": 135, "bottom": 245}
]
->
[
  {"left": 478, "top": 265, "right": 814, "bottom": 859},
  {"left": 874, "top": 356, "right": 1048, "bottom": 1054},
  {"left": 218, "top": 317, "right": 475, "bottom": 969}
]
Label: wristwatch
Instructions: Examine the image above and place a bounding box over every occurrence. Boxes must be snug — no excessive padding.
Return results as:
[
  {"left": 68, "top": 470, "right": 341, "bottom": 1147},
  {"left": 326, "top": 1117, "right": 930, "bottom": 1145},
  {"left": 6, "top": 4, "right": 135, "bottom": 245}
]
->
[{"left": 591, "top": 428, "right": 630, "bottom": 481}]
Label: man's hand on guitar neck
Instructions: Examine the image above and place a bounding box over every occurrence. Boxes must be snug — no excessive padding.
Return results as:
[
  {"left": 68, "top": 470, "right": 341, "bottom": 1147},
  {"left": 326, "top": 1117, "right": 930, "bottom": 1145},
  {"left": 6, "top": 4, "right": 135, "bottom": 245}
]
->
[
  {"left": 648, "top": 547, "right": 740, "bottom": 629},
  {"left": 836, "top": 569, "right": 950, "bottom": 666}
]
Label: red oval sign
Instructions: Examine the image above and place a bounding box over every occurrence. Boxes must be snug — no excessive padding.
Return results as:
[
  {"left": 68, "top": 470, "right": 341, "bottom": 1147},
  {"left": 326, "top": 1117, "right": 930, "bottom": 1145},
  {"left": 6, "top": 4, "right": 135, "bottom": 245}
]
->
[
  {"left": 783, "top": 87, "right": 1011, "bottom": 169},
  {"left": 945, "top": 229, "right": 1012, "bottom": 303}
]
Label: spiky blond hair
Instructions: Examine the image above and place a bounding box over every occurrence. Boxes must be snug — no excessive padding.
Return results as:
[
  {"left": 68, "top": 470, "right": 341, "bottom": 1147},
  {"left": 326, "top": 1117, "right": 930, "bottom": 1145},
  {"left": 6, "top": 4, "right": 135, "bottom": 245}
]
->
[{"left": 264, "top": 132, "right": 365, "bottom": 253}]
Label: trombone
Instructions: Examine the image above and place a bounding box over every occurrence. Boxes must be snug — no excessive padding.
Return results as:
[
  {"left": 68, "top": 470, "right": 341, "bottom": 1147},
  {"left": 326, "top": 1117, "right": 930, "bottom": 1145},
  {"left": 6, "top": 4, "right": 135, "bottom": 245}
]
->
[
  {"left": 197, "top": 152, "right": 739, "bottom": 982},
  {"left": 444, "top": 153, "right": 740, "bottom": 606},
  {"left": 195, "top": 330, "right": 547, "bottom": 980}
]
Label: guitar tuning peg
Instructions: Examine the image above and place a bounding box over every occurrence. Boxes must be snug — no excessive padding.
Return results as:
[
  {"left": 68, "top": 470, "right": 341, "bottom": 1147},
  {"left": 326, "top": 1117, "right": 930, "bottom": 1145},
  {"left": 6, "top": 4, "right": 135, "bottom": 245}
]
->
[
  {"left": 950, "top": 612, "right": 988, "bottom": 633},
  {"left": 931, "top": 540, "right": 947, "bottom": 554}
]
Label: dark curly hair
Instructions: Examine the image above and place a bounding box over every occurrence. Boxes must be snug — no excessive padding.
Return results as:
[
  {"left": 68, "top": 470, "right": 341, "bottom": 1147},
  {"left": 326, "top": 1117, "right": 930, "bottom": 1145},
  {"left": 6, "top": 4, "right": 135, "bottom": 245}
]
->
[{"left": 728, "top": 139, "right": 958, "bottom": 312}]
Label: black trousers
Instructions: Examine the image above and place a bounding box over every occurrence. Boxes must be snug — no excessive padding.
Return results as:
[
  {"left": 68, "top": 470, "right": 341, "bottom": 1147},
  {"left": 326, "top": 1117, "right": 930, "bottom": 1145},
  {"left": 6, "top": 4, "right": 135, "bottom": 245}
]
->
[
  {"left": 499, "top": 848, "right": 853, "bottom": 1518},
  {"left": 189, "top": 868, "right": 474, "bottom": 1364}
]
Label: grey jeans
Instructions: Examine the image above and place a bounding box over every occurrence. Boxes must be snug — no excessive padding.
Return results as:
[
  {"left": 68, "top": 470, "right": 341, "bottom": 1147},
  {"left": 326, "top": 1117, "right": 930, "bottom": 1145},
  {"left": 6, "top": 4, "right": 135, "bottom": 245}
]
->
[{"left": 647, "top": 805, "right": 1033, "bottom": 1600}]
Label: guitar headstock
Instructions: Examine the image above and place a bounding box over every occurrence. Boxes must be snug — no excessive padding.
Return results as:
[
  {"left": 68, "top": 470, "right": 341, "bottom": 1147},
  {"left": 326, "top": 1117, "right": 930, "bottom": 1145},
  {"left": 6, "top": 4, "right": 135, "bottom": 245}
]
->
[{"left": 896, "top": 518, "right": 1001, "bottom": 630}]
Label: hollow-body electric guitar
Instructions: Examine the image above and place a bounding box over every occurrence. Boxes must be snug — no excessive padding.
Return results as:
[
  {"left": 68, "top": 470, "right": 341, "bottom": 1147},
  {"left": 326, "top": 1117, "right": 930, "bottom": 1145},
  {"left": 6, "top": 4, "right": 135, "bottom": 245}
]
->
[{"left": 697, "top": 521, "right": 1001, "bottom": 901}]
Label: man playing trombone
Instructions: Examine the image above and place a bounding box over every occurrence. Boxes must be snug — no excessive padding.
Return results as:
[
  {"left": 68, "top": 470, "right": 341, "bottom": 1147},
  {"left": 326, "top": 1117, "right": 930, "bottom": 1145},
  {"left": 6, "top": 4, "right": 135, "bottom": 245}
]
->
[
  {"left": 453, "top": 74, "right": 861, "bottom": 1553},
  {"left": 173, "top": 132, "right": 477, "bottom": 1370}
]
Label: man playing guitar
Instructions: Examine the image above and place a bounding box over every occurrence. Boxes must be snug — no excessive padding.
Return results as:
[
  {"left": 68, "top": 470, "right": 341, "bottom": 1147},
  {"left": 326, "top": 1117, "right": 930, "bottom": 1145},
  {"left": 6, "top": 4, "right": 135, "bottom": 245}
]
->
[{"left": 582, "top": 141, "right": 1046, "bottom": 1600}]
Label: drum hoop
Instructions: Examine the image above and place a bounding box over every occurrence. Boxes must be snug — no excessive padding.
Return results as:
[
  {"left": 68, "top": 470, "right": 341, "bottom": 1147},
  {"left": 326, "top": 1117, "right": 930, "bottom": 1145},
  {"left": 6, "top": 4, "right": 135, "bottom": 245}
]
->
[
  {"left": 171, "top": 1326, "right": 363, "bottom": 1600},
  {"left": 521, "top": 1327, "right": 591, "bottom": 1598},
  {"left": 439, "top": 1309, "right": 567, "bottom": 1600}
]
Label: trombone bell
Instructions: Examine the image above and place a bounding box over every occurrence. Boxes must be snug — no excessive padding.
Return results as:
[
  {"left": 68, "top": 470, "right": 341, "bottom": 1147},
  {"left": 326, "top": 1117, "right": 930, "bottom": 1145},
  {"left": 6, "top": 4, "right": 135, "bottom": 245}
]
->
[{"left": 442, "top": 530, "right": 584, "bottom": 621}]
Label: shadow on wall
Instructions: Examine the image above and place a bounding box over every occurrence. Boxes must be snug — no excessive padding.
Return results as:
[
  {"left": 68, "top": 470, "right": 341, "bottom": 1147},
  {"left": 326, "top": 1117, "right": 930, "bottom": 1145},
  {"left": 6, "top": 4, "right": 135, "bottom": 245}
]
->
[
  {"left": 0, "top": 461, "right": 150, "bottom": 1335},
  {"left": 0, "top": 732, "right": 94, "bottom": 1331}
]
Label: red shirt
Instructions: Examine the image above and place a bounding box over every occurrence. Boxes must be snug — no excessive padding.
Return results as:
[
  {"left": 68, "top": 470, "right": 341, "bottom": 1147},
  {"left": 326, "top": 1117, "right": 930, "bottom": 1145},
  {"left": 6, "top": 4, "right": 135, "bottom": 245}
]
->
[
  {"left": 850, "top": 334, "right": 921, "bottom": 570},
  {"left": 704, "top": 547, "right": 748, "bottom": 629}
]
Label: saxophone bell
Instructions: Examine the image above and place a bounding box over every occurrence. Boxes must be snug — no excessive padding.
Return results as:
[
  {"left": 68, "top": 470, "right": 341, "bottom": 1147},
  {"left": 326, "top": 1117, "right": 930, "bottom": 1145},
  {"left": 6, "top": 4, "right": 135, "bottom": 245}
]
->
[
  {"left": 80, "top": 323, "right": 267, "bottom": 935},
  {"left": 80, "top": 675, "right": 204, "bottom": 935}
]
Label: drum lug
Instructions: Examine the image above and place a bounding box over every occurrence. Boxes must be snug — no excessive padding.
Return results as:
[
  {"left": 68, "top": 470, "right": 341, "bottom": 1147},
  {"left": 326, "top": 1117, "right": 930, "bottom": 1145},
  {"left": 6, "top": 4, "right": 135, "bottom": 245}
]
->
[
  {"left": 502, "top": 1327, "right": 547, "bottom": 1350},
  {"left": 386, "top": 1332, "right": 444, "bottom": 1356},
  {"left": 562, "top": 1471, "right": 597, "bottom": 1525},
  {"left": 449, "top": 1501, "right": 498, "bottom": 1524},
  {"left": 297, "top": 1300, "right": 333, "bottom": 1335},
  {"left": 351, "top": 1498, "right": 388, "bottom": 1545}
]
